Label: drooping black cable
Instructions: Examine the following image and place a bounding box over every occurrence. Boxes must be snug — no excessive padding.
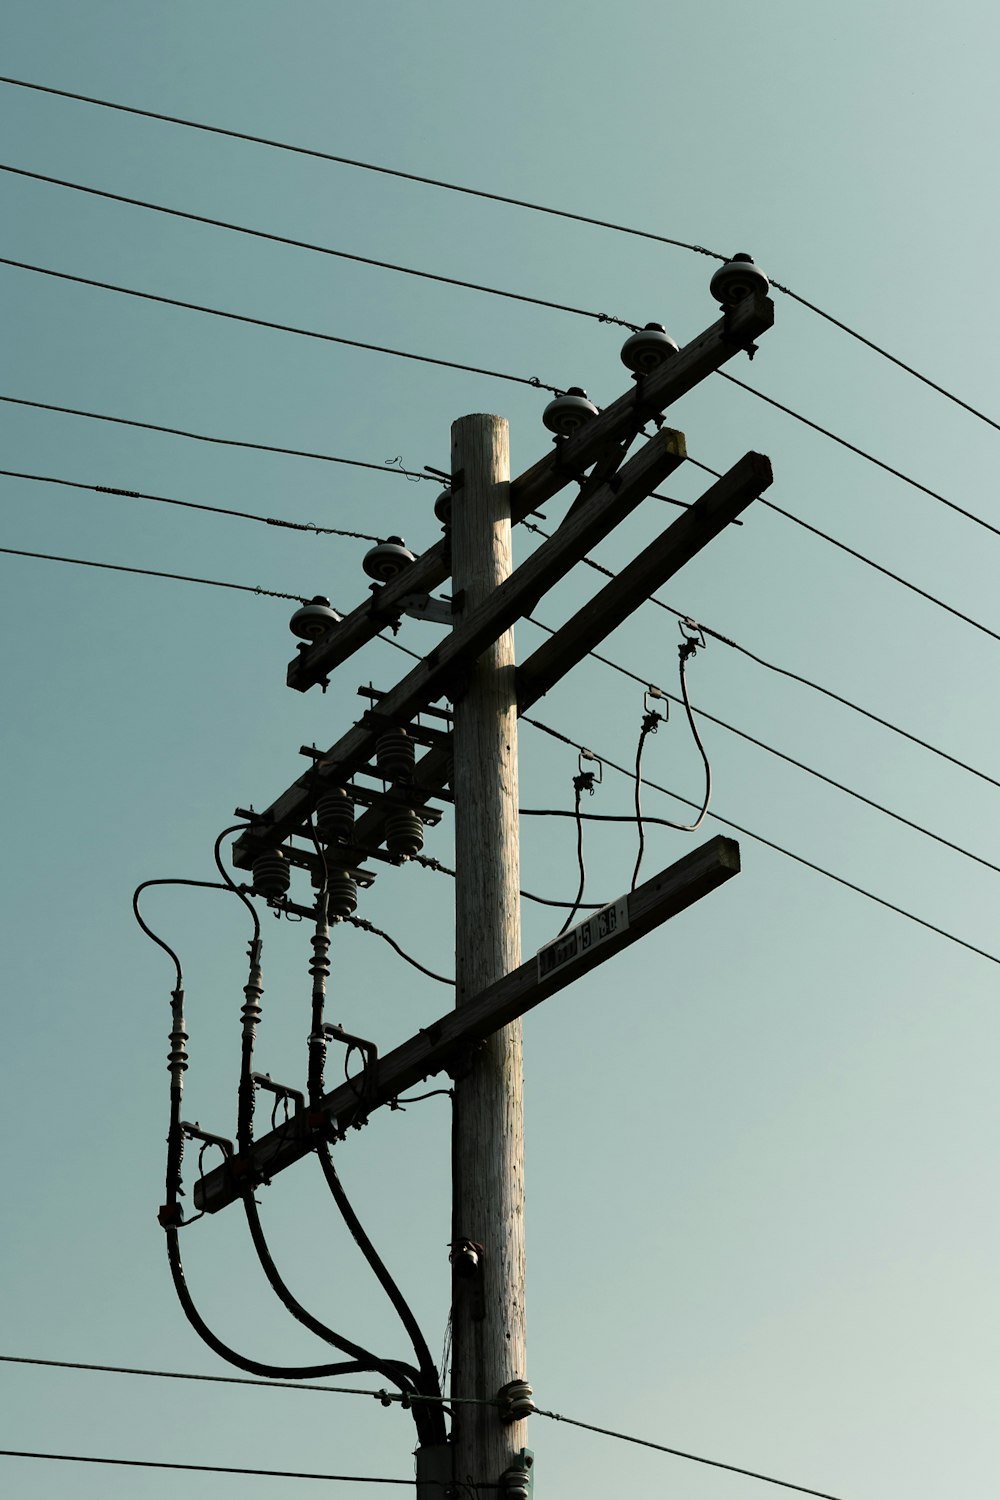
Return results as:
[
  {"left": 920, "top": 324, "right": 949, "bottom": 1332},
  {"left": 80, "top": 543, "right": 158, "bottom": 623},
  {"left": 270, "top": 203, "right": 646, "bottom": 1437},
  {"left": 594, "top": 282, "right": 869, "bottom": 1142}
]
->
[
  {"left": 344, "top": 914, "right": 455, "bottom": 985},
  {"left": 555, "top": 777, "right": 588, "bottom": 938},
  {"left": 303, "top": 827, "right": 445, "bottom": 1437},
  {"left": 0, "top": 466, "right": 382, "bottom": 540},
  {"left": 630, "top": 707, "right": 664, "bottom": 893},
  {"left": 0, "top": 393, "right": 435, "bottom": 477},
  {"left": 0, "top": 255, "right": 561, "bottom": 394}
]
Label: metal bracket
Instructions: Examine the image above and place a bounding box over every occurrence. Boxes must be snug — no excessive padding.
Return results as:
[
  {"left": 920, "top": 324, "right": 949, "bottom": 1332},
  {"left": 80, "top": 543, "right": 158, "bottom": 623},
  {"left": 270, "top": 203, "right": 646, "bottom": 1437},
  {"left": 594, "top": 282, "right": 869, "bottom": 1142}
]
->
[{"left": 397, "top": 592, "right": 454, "bottom": 626}]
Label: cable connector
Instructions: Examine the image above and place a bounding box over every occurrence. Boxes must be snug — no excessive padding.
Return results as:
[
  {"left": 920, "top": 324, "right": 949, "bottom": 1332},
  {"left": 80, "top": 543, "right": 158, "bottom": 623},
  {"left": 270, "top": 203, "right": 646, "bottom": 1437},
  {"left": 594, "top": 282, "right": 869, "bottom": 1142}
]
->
[{"left": 574, "top": 748, "right": 602, "bottom": 795}]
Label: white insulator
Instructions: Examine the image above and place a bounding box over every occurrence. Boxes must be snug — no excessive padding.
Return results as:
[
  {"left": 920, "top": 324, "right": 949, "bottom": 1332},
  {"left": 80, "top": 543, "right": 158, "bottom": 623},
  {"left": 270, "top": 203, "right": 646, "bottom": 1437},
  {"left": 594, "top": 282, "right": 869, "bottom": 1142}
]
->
[
  {"left": 385, "top": 808, "right": 424, "bottom": 859},
  {"left": 498, "top": 1379, "right": 535, "bottom": 1423},
  {"left": 289, "top": 595, "right": 342, "bottom": 640},
  {"left": 620, "top": 321, "right": 679, "bottom": 373},
  {"left": 542, "top": 386, "right": 599, "bottom": 438},
  {"left": 252, "top": 849, "right": 291, "bottom": 898},
  {"left": 709, "top": 252, "right": 770, "bottom": 307},
  {"left": 316, "top": 787, "right": 355, "bottom": 844},
  {"left": 377, "top": 728, "right": 415, "bottom": 782},
  {"left": 363, "top": 536, "right": 417, "bottom": 582},
  {"left": 433, "top": 488, "right": 453, "bottom": 525}
]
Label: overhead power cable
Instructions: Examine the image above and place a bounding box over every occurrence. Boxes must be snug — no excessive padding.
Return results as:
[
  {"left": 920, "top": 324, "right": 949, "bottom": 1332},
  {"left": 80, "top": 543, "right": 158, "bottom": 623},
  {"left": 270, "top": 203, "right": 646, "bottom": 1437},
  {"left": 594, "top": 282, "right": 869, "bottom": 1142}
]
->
[
  {"left": 689, "top": 458, "right": 1000, "bottom": 648},
  {"left": 0, "top": 467, "right": 382, "bottom": 540},
  {"left": 522, "top": 715, "right": 1000, "bottom": 970},
  {"left": 344, "top": 915, "right": 455, "bottom": 986},
  {"left": 411, "top": 851, "right": 605, "bottom": 911},
  {"left": 2, "top": 75, "right": 995, "bottom": 435},
  {"left": 0, "top": 161, "right": 636, "bottom": 331},
  {"left": 719, "top": 371, "right": 1000, "bottom": 541},
  {"left": 0, "top": 544, "right": 307, "bottom": 600},
  {"left": 522, "top": 614, "right": 1000, "bottom": 879},
  {"left": 0, "top": 393, "right": 435, "bottom": 477},
  {"left": 0, "top": 255, "right": 561, "bottom": 393},
  {"left": 520, "top": 520, "right": 1000, "bottom": 793},
  {"left": 533, "top": 1407, "right": 845, "bottom": 1500},
  {"left": 0, "top": 1450, "right": 422, "bottom": 1486}
]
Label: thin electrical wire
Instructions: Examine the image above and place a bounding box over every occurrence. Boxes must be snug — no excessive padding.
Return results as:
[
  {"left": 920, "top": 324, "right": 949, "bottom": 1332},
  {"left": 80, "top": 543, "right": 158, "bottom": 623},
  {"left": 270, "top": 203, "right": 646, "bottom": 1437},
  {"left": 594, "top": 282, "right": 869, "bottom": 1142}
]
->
[
  {"left": 719, "top": 370, "right": 1000, "bottom": 540},
  {"left": 2, "top": 76, "right": 995, "bottom": 433},
  {"left": 521, "top": 519, "right": 1000, "bottom": 792},
  {"left": 533, "top": 1407, "right": 845, "bottom": 1500},
  {"left": 631, "top": 709, "right": 662, "bottom": 892},
  {"left": 0, "top": 543, "right": 307, "bottom": 601},
  {"left": 0, "top": 393, "right": 436, "bottom": 477},
  {"left": 522, "top": 715, "right": 1000, "bottom": 968},
  {"left": 344, "top": 914, "right": 455, "bottom": 985},
  {"left": 0, "top": 1352, "right": 387, "bottom": 1397},
  {"left": 0, "top": 161, "right": 636, "bottom": 331},
  {"left": 685, "top": 457, "right": 1000, "bottom": 648},
  {"left": 0, "top": 1450, "right": 422, "bottom": 1485},
  {"left": 0, "top": 255, "right": 561, "bottom": 394},
  {"left": 522, "top": 615, "right": 1000, "bottom": 879},
  {"left": 0, "top": 466, "right": 382, "bottom": 540}
]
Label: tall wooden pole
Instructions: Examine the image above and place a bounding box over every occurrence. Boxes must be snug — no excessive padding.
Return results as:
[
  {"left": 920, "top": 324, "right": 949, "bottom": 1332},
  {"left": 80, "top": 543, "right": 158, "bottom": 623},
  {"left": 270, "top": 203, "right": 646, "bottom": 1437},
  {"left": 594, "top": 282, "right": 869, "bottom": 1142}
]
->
[{"left": 449, "top": 413, "right": 527, "bottom": 1490}]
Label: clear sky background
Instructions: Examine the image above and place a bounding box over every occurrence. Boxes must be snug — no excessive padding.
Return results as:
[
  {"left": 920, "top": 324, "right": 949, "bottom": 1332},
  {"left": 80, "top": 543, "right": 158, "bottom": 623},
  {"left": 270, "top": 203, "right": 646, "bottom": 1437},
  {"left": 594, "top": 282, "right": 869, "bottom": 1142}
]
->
[{"left": 1, "top": 2, "right": 997, "bottom": 1496}]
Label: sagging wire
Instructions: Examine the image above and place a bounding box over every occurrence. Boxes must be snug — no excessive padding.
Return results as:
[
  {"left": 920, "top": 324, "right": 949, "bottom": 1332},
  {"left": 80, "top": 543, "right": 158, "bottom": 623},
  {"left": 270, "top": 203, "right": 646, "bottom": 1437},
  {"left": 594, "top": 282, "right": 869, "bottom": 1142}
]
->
[
  {"left": 556, "top": 752, "right": 601, "bottom": 938},
  {"left": 344, "top": 914, "right": 455, "bottom": 986},
  {"left": 636, "top": 622, "right": 713, "bottom": 842}
]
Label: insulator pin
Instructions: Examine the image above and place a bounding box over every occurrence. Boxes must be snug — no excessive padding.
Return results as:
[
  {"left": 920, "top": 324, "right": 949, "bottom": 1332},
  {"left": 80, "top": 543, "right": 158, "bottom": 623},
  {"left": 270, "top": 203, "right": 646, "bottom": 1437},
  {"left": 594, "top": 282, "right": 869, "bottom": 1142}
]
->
[
  {"left": 377, "top": 728, "right": 415, "bottom": 782},
  {"left": 385, "top": 808, "right": 424, "bottom": 859},
  {"left": 326, "top": 870, "right": 359, "bottom": 921},
  {"left": 316, "top": 788, "right": 355, "bottom": 844},
  {"left": 252, "top": 849, "right": 291, "bottom": 898}
]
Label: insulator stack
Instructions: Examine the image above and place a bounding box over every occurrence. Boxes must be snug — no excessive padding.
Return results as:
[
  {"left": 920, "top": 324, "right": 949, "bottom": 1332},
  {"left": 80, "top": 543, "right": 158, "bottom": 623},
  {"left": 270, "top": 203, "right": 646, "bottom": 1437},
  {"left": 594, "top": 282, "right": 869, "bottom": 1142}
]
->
[
  {"left": 316, "top": 787, "right": 355, "bottom": 845},
  {"left": 377, "top": 728, "right": 415, "bottom": 782},
  {"left": 386, "top": 808, "right": 424, "bottom": 859},
  {"left": 252, "top": 848, "right": 291, "bottom": 898},
  {"left": 326, "top": 870, "right": 359, "bottom": 920}
]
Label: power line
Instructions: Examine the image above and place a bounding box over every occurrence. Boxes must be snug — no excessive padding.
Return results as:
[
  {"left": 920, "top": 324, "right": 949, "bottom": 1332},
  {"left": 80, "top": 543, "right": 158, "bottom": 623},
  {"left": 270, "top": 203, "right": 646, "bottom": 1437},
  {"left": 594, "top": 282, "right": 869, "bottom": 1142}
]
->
[
  {"left": 688, "top": 459, "right": 1000, "bottom": 648},
  {"left": 8, "top": 242, "right": 994, "bottom": 563},
  {"left": 719, "top": 371, "right": 1000, "bottom": 541},
  {"left": 533, "top": 1407, "right": 845, "bottom": 1500},
  {"left": 0, "top": 467, "right": 382, "bottom": 540},
  {"left": 0, "top": 255, "right": 561, "bottom": 394},
  {"left": 1, "top": 75, "right": 995, "bottom": 434},
  {"left": 522, "top": 614, "right": 1000, "bottom": 880},
  {"left": 520, "top": 519, "right": 1000, "bottom": 792},
  {"left": 522, "top": 715, "right": 1000, "bottom": 969},
  {"left": 0, "top": 544, "right": 307, "bottom": 600},
  {"left": 344, "top": 915, "right": 455, "bottom": 986},
  {"left": 0, "top": 1352, "right": 385, "bottom": 1398},
  {"left": 0, "top": 1449, "right": 424, "bottom": 1486},
  {"left": 0, "top": 161, "right": 636, "bottom": 331},
  {"left": 0, "top": 393, "right": 436, "bottom": 477}
]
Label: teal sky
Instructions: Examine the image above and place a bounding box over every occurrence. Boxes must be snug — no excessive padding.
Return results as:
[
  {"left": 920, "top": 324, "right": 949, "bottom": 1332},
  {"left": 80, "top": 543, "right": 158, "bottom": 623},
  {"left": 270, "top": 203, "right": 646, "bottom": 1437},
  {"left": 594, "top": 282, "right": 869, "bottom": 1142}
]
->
[{"left": 1, "top": 3, "right": 998, "bottom": 1496}]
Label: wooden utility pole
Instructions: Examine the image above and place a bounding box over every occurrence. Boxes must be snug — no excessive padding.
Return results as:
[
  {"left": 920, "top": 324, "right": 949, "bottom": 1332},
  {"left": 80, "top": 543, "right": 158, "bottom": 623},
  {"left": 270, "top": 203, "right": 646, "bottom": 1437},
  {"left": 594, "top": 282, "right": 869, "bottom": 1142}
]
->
[{"left": 449, "top": 413, "right": 527, "bottom": 1489}]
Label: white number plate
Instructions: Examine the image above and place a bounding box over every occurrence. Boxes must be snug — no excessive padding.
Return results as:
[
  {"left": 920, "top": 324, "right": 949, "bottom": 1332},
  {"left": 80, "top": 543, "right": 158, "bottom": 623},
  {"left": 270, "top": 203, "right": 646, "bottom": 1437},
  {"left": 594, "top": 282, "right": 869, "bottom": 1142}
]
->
[{"left": 536, "top": 896, "right": 630, "bottom": 980}]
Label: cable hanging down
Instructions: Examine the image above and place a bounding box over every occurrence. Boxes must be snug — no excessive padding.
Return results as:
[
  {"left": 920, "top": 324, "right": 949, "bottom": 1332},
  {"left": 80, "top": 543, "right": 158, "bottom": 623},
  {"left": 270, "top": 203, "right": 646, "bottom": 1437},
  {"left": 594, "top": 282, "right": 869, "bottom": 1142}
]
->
[{"left": 2, "top": 74, "right": 996, "bottom": 434}]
